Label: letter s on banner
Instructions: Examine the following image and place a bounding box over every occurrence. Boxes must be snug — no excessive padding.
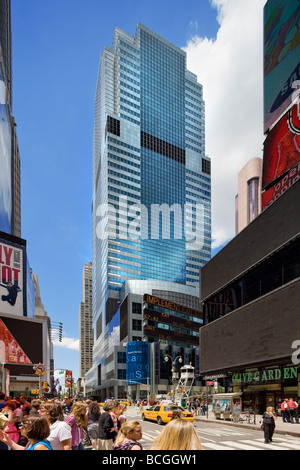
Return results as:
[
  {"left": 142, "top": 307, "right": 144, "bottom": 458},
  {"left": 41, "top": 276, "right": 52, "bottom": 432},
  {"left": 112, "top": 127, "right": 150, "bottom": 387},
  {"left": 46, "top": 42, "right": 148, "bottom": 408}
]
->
[{"left": 291, "top": 340, "right": 300, "bottom": 365}]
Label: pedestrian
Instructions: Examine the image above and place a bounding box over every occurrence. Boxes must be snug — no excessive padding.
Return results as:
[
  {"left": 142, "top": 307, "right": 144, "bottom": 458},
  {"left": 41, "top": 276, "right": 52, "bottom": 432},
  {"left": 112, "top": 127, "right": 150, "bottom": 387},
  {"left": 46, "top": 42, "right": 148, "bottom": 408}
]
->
[
  {"left": 287, "top": 398, "right": 299, "bottom": 424},
  {"left": 170, "top": 410, "right": 183, "bottom": 420},
  {"left": 0, "top": 415, "right": 53, "bottom": 450},
  {"left": 280, "top": 399, "right": 290, "bottom": 423},
  {"left": 29, "top": 399, "right": 41, "bottom": 415},
  {"left": 65, "top": 401, "right": 87, "bottom": 450},
  {"left": 2, "top": 399, "right": 20, "bottom": 444},
  {"left": 117, "top": 403, "right": 127, "bottom": 429},
  {"left": 113, "top": 421, "right": 143, "bottom": 450},
  {"left": 87, "top": 400, "right": 101, "bottom": 450},
  {"left": 0, "top": 393, "right": 5, "bottom": 410},
  {"left": 63, "top": 396, "right": 73, "bottom": 416},
  {"left": 38, "top": 402, "right": 72, "bottom": 450},
  {"left": 97, "top": 399, "right": 120, "bottom": 450},
  {"left": 151, "top": 418, "right": 203, "bottom": 450},
  {"left": 261, "top": 406, "right": 277, "bottom": 444}
]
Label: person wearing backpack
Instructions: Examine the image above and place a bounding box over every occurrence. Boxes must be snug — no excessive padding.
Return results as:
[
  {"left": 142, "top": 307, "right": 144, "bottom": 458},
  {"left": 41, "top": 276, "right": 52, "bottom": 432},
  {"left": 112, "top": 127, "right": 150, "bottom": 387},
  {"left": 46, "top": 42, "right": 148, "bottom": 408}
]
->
[{"left": 261, "top": 407, "right": 277, "bottom": 444}]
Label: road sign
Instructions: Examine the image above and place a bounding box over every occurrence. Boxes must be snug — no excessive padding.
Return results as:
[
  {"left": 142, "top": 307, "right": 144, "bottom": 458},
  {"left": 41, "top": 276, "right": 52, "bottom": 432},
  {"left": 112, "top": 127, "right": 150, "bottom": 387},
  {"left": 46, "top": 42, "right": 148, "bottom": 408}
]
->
[{"left": 34, "top": 364, "right": 46, "bottom": 375}]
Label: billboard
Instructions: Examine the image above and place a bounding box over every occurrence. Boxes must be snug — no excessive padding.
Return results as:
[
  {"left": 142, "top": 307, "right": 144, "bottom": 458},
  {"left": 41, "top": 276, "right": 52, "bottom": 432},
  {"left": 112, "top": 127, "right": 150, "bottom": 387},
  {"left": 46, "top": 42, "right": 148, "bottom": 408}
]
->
[
  {"left": 264, "top": 0, "right": 300, "bottom": 133},
  {"left": 0, "top": 79, "right": 12, "bottom": 234},
  {"left": 262, "top": 98, "right": 300, "bottom": 191},
  {"left": 0, "top": 315, "right": 44, "bottom": 376},
  {"left": 0, "top": 236, "right": 26, "bottom": 316},
  {"left": 0, "top": 318, "right": 32, "bottom": 364},
  {"left": 126, "top": 341, "right": 150, "bottom": 386},
  {"left": 262, "top": 160, "right": 300, "bottom": 210}
]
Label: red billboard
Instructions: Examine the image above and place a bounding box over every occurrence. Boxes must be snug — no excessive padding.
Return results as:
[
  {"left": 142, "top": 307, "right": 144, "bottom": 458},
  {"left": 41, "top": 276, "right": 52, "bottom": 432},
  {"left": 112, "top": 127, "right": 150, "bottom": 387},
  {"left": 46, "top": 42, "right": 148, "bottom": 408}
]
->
[
  {"left": 262, "top": 160, "right": 300, "bottom": 210},
  {"left": 0, "top": 318, "right": 32, "bottom": 364},
  {"left": 262, "top": 98, "right": 300, "bottom": 191}
]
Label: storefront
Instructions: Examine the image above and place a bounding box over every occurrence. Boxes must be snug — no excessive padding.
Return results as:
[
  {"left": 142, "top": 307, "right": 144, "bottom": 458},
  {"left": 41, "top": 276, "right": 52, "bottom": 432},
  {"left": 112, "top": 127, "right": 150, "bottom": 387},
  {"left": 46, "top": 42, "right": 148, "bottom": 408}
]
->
[{"left": 221, "top": 364, "right": 300, "bottom": 414}]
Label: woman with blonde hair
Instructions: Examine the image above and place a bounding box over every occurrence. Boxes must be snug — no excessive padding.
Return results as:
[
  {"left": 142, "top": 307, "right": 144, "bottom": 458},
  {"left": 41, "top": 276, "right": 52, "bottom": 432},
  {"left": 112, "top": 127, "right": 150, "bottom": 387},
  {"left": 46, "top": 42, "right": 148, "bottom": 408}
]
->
[
  {"left": 261, "top": 406, "right": 277, "bottom": 444},
  {"left": 151, "top": 418, "right": 202, "bottom": 451},
  {"left": 113, "top": 421, "right": 143, "bottom": 450},
  {"left": 65, "top": 401, "right": 87, "bottom": 450}
]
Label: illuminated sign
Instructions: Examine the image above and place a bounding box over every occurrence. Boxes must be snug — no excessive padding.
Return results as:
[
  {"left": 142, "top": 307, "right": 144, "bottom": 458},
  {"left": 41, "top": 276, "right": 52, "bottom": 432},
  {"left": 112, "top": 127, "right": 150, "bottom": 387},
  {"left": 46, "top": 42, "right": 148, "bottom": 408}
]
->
[
  {"left": 143, "top": 308, "right": 200, "bottom": 332},
  {"left": 126, "top": 341, "right": 150, "bottom": 385},
  {"left": 262, "top": 98, "right": 300, "bottom": 191},
  {"left": 262, "top": 160, "right": 300, "bottom": 210},
  {"left": 143, "top": 294, "right": 202, "bottom": 319},
  {"left": 143, "top": 324, "right": 198, "bottom": 347},
  {"left": 232, "top": 366, "right": 298, "bottom": 385},
  {"left": 264, "top": 0, "right": 300, "bottom": 132}
]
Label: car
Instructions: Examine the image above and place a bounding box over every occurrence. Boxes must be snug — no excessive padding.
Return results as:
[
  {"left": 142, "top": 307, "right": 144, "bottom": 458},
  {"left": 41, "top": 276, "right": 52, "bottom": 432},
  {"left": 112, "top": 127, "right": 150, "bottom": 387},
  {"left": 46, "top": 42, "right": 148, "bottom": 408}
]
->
[
  {"left": 141, "top": 404, "right": 194, "bottom": 425},
  {"left": 99, "top": 399, "right": 131, "bottom": 407}
]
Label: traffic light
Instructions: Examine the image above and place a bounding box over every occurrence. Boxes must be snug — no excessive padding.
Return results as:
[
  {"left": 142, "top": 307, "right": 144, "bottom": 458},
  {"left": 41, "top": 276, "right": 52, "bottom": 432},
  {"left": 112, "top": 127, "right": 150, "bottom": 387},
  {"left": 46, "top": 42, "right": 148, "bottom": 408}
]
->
[{"left": 58, "top": 322, "right": 62, "bottom": 342}]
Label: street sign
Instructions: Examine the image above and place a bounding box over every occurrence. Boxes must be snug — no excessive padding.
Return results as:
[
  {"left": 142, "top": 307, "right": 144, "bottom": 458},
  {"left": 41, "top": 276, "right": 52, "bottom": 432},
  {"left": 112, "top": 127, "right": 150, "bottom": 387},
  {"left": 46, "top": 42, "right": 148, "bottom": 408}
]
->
[{"left": 34, "top": 364, "right": 46, "bottom": 375}]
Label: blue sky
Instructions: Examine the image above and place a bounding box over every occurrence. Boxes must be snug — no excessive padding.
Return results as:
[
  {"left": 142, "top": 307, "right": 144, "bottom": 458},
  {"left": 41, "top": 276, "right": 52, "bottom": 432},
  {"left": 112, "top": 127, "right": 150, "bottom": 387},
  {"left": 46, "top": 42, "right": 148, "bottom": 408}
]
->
[{"left": 11, "top": 0, "right": 265, "bottom": 381}]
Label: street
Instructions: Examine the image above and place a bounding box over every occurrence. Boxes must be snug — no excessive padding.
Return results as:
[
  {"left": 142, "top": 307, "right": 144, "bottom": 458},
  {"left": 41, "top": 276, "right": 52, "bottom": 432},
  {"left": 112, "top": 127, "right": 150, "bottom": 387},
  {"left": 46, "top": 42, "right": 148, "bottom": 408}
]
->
[{"left": 124, "top": 407, "right": 300, "bottom": 451}]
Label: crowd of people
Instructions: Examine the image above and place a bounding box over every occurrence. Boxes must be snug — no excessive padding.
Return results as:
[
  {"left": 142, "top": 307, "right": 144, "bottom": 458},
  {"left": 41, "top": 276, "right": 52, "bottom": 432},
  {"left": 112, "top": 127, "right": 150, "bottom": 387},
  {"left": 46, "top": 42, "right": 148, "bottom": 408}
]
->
[{"left": 0, "top": 393, "right": 202, "bottom": 451}]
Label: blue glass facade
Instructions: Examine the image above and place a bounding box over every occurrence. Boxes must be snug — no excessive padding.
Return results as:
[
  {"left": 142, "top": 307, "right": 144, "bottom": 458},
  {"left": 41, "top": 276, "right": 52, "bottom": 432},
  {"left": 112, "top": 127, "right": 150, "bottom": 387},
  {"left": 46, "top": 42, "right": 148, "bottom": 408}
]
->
[{"left": 90, "top": 24, "right": 211, "bottom": 396}]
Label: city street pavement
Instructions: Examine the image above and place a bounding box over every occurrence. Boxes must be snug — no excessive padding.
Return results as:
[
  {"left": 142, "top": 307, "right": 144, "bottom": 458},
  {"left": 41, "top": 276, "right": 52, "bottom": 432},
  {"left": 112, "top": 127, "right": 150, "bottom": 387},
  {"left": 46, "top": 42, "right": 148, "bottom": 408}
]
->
[
  {"left": 194, "top": 409, "right": 300, "bottom": 438},
  {"left": 85, "top": 406, "right": 300, "bottom": 451}
]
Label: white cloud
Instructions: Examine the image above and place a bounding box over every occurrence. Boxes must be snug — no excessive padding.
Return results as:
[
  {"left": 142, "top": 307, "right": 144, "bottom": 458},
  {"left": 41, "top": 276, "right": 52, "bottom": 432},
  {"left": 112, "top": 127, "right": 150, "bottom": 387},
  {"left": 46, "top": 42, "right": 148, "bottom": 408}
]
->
[
  {"left": 53, "top": 336, "right": 79, "bottom": 351},
  {"left": 184, "top": 0, "right": 266, "bottom": 249}
]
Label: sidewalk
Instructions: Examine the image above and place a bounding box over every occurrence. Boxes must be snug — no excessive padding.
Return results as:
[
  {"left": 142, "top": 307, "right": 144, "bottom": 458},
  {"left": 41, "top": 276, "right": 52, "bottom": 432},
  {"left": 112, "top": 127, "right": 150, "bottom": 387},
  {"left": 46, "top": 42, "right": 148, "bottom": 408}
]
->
[{"left": 194, "top": 410, "right": 300, "bottom": 437}]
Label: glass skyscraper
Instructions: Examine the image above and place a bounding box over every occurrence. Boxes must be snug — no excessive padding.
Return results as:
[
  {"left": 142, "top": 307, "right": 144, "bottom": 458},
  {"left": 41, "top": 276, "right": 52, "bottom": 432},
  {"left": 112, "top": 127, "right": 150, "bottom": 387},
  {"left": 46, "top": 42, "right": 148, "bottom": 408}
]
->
[{"left": 89, "top": 24, "right": 211, "bottom": 397}]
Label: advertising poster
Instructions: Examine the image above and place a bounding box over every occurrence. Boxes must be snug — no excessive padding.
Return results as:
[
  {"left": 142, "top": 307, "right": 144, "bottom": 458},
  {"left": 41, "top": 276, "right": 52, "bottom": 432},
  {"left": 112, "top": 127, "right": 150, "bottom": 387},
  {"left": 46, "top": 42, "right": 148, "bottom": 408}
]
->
[
  {"left": 262, "top": 98, "right": 300, "bottom": 190},
  {"left": 126, "top": 341, "right": 150, "bottom": 385},
  {"left": 264, "top": 0, "right": 300, "bottom": 133},
  {"left": 262, "top": 160, "right": 300, "bottom": 210},
  {"left": 0, "top": 318, "right": 32, "bottom": 364},
  {"left": 0, "top": 238, "right": 24, "bottom": 316}
]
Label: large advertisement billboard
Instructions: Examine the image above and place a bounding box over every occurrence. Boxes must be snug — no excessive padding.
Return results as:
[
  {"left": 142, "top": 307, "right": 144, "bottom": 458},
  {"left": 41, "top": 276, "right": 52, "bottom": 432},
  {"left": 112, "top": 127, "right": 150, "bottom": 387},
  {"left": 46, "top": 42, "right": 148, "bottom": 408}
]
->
[
  {"left": 126, "top": 341, "right": 150, "bottom": 386},
  {"left": 262, "top": 98, "right": 300, "bottom": 191},
  {"left": 264, "top": 0, "right": 300, "bottom": 133},
  {"left": 0, "top": 236, "right": 26, "bottom": 316},
  {"left": 0, "top": 315, "right": 43, "bottom": 376}
]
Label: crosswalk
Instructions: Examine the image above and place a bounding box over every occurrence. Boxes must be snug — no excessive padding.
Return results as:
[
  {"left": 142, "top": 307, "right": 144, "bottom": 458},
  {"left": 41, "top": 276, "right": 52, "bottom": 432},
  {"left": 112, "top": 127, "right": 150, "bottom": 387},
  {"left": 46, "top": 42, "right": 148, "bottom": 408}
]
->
[{"left": 126, "top": 409, "right": 300, "bottom": 451}]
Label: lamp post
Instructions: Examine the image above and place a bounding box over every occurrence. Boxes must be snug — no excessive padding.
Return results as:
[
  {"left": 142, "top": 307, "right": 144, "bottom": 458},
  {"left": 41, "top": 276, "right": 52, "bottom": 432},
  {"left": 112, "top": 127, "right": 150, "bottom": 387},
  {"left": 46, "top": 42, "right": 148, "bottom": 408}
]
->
[{"left": 164, "top": 355, "right": 183, "bottom": 403}]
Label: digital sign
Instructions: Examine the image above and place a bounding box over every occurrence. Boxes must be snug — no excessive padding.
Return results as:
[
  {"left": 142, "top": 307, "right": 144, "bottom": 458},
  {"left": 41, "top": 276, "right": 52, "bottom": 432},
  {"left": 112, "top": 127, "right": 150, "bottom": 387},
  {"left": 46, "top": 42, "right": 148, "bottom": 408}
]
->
[
  {"left": 143, "top": 294, "right": 202, "bottom": 319},
  {"left": 126, "top": 341, "right": 150, "bottom": 385},
  {"left": 262, "top": 98, "right": 300, "bottom": 191},
  {"left": 143, "top": 308, "right": 200, "bottom": 332},
  {"left": 262, "top": 160, "right": 300, "bottom": 210},
  {"left": 264, "top": 0, "right": 300, "bottom": 132},
  {"left": 143, "top": 324, "right": 198, "bottom": 347}
]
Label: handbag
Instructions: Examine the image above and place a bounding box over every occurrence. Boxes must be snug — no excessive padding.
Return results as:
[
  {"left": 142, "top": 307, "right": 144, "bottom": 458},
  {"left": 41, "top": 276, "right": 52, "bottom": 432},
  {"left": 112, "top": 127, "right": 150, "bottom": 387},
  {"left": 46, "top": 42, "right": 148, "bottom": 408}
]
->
[{"left": 259, "top": 418, "right": 265, "bottom": 431}]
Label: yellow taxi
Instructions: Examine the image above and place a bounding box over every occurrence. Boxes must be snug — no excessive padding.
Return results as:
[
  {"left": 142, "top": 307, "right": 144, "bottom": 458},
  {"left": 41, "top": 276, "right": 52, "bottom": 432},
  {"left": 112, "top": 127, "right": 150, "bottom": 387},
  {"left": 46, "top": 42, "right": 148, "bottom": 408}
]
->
[
  {"left": 141, "top": 404, "right": 194, "bottom": 425},
  {"left": 99, "top": 399, "right": 131, "bottom": 407}
]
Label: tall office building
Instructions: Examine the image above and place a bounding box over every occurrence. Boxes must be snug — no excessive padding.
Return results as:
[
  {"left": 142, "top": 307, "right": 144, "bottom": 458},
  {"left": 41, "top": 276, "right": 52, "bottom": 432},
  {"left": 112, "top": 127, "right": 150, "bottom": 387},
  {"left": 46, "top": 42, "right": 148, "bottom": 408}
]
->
[
  {"left": 79, "top": 263, "right": 93, "bottom": 377},
  {"left": 88, "top": 24, "right": 211, "bottom": 399},
  {"left": 0, "top": 0, "right": 21, "bottom": 237}
]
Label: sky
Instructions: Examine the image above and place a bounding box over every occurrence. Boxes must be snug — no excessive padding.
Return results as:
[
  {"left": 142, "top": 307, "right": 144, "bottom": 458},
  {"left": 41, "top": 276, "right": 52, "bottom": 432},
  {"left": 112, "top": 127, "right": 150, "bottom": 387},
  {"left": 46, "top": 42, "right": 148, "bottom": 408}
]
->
[{"left": 10, "top": 0, "right": 266, "bottom": 381}]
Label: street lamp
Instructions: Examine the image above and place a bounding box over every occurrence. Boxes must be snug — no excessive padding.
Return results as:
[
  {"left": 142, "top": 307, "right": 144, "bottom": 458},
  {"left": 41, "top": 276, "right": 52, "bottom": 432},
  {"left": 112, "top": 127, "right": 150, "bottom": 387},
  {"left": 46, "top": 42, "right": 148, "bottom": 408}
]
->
[{"left": 164, "top": 354, "right": 183, "bottom": 403}]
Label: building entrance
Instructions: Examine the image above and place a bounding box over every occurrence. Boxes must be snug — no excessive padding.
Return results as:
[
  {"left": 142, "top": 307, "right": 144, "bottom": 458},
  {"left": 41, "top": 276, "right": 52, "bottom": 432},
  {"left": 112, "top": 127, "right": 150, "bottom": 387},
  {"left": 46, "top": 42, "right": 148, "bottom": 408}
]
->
[{"left": 243, "top": 386, "right": 282, "bottom": 414}]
